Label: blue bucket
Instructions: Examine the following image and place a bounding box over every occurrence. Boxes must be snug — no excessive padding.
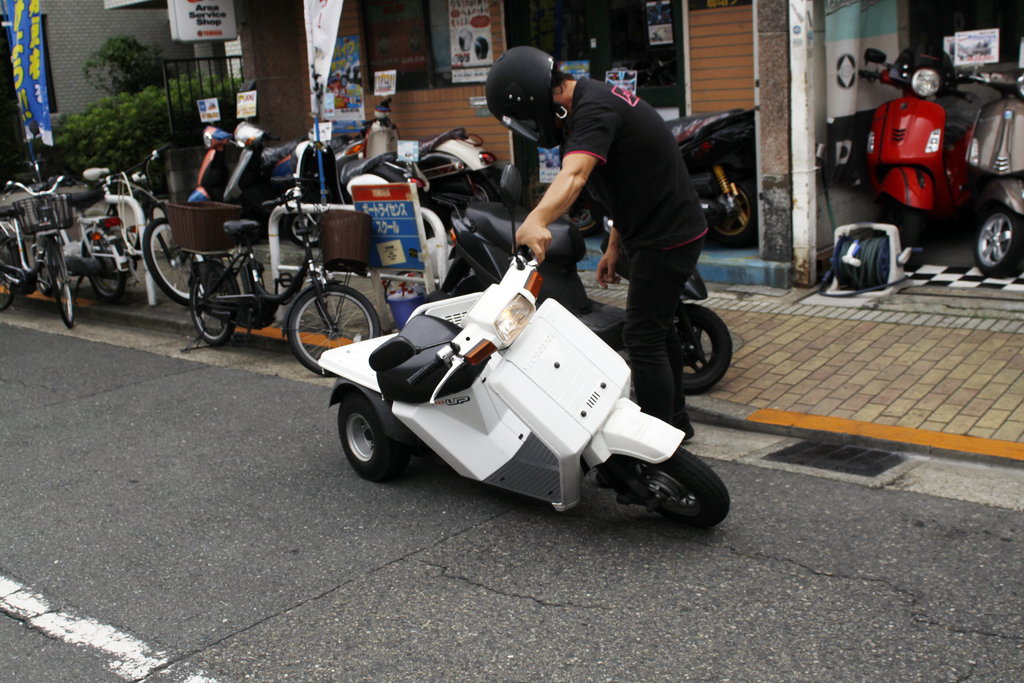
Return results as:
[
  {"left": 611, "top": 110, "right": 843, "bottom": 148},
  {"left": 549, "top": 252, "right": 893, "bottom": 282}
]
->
[{"left": 387, "top": 294, "right": 425, "bottom": 330}]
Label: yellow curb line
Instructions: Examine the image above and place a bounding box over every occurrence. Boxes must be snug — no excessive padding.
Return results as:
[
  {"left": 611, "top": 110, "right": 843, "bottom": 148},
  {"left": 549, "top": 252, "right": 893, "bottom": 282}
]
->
[{"left": 748, "top": 408, "right": 1024, "bottom": 461}]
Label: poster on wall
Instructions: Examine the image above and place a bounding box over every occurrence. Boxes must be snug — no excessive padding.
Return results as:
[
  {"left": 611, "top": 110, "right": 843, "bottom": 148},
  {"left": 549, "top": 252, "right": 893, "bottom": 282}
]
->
[
  {"left": 327, "top": 36, "right": 365, "bottom": 136},
  {"left": 374, "top": 70, "right": 397, "bottom": 96},
  {"left": 645, "top": 1, "right": 674, "bottom": 46},
  {"left": 197, "top": 98, "right": 221, "bottom": 123},
  {"left": 449, "top": 0, "right": 494, "bottom": 83},
  {"left": 538, "top": 147, "right": 561, "bottom": 184},
  {"left": 365, "top": 1, "right": 429, "bottom": 79},
  {"left": 953, "top": 29, "right": 999, "bottom": 67},
  {"left": 560, "top": 61, "right": 590, "bottom": 80},
  {"left": 605, "top": 70, "right": 638, "bottom": 92},
  {"left": 824, "top": 0, "right": 899, "bottom": 186}
]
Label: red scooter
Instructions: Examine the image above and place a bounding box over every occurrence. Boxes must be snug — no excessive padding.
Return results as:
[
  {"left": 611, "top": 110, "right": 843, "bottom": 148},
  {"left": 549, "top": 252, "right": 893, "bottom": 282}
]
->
[{"left": 859, "top": 47, "right": 976, "bottom": 250}]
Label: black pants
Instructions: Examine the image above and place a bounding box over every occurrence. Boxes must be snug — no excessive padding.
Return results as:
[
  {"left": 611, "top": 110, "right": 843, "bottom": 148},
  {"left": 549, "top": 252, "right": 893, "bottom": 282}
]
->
[{"left": 623, "top": 237, "right": 704, "bottom": 424}]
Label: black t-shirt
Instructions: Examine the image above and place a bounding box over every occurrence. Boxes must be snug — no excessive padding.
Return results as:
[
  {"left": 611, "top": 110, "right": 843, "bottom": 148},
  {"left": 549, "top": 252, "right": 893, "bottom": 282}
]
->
[{"left": 562, "top": 78, "right": 707, "bottom": 250}]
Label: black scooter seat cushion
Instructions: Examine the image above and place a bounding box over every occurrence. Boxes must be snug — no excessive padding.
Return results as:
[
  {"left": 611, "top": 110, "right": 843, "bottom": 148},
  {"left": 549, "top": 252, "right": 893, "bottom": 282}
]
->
[
  {"left": 466, "top": 203, "right": 584, "bottom": 263},
  {"left": 377, "top": 314, "right": 460, "bottom": 403}
]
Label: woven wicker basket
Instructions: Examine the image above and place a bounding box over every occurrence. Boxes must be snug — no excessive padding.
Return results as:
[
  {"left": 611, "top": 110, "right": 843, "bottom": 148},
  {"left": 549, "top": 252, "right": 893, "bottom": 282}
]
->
[
  {"left": 165, "top": 202, "right": 240, "bottom": 253},
  {"left": 320, "top": 209, "right": 371, "bottom": 273}
]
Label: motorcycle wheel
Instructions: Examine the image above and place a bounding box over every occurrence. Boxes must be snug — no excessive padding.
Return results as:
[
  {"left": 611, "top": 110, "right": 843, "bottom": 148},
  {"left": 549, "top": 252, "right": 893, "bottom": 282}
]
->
[
  {"left": 336, "top": 392, "right": 411, "bottom": 481},
  {"left": 878, "top": 200, "right": 926, "bottom": 253},
  {"left": 188, "top": 260, "right": 238, "bottom": 346},
  {"left": 973, "top": 206, "right": 1024, "bottom": 278},
  {"left": 142, "top": 217, "right": 194, "bottom": 306},
  {"left": 602, "top": 449, "right": 730, "bottom": 528},
  {"left": 677, "top": 303, "right": 732, "bottom": 394},
  {"left": 707, "top": 176, "right": 758, "bottom": 247}
]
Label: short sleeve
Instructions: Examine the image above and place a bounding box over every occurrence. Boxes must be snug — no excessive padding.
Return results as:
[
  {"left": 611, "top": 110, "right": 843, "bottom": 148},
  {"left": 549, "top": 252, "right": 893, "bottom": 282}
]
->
[{"left": 563, "top": 99, "right": 618, "bottom": 164}]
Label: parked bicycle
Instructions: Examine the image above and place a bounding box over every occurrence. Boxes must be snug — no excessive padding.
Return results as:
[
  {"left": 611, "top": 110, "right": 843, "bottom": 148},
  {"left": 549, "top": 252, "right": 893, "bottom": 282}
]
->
[
  {"left": 0, "top": 177, "right": 83, "bottom": 327},
  {"left": 78, "top": 146, "right": 169, "bottom": 303},
  {"left": 185, "top": 185, "right": 382, "bottom": 374}
]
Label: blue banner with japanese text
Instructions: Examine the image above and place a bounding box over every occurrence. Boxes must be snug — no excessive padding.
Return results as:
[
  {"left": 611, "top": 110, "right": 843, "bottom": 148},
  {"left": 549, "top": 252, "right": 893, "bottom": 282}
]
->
[{"left": 3, "top": 0, "right": 53, "bottom": 145}]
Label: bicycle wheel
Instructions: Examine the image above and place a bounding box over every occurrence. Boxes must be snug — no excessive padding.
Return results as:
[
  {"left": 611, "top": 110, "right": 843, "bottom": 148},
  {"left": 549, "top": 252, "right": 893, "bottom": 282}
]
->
[
  {"left": 0, "top": 237, "right": 16, "bottom": 311},
  {"left": 286, "top": 282, "right": 381, "bottom": 375},
  {"left": 83, "top": 236, "right": 127, "bottom": 303},
  {"left": 188, "top": 260, "right": 238, "bottom": 346},
  {"left": 45, "top": 236, "right": 74, "bottom": 328},
  {"left": 142, "top": 216, "right": 193, "bottom": 306}
]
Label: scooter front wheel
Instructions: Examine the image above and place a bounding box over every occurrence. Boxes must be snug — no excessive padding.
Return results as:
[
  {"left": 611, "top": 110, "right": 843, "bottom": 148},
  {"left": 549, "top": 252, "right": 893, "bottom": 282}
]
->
[
  {"left": 677, "top": 303, "right": 732, "bottom": 394},
  {"left": 337, "top": 392, "right": 411, "bottom": 482},
  {"left": 974, "top": 206, "right": 1024, "bottom": 278},
  {"left": 641, "top": 450, "right": 730, "bottom": 528}
]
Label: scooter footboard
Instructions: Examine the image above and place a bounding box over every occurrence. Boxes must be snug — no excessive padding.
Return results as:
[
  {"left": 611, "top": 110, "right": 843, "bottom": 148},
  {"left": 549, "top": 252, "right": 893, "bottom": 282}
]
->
[{"left": 582, "top": 399, "right": 683, "bottom": 468}]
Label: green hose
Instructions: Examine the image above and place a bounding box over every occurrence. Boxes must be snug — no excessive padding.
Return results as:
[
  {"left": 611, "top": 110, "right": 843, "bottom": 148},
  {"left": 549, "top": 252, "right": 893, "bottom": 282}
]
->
[{"left": 820, "top": 232, "right": 908, "bottom": 297}]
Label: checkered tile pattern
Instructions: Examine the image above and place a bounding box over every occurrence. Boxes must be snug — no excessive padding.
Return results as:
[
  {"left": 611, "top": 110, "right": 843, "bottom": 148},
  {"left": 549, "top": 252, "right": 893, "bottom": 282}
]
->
[{"left": 906, "top": 265, "right": 1024, "bottom": 292}]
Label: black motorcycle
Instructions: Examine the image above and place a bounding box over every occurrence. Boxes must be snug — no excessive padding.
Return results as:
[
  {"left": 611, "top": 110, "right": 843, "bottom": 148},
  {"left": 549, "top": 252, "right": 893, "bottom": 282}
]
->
[
  {"left": 669, "top": 109, "right": 757, "bottom": 247},
  {"left": 436, "top": 198, "right": 733, "bottom": 394}
]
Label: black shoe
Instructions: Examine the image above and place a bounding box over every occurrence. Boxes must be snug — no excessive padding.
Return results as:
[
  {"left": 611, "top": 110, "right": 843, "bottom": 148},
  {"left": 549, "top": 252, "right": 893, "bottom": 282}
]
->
[{"left": 674, "top": 411, "right": 695, "bottom": 443}]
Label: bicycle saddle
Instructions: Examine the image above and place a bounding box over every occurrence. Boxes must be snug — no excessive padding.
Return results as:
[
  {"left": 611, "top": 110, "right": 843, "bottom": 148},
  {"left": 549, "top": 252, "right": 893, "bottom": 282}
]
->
[{"left": 223, "top": 219, "right": 261, "bottom": 240}]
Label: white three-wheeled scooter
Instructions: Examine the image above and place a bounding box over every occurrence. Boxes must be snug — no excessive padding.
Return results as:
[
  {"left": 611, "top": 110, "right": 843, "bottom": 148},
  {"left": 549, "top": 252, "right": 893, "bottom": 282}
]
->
[{"left": 318, "top": 167, "right": 729, "bottom": 527}]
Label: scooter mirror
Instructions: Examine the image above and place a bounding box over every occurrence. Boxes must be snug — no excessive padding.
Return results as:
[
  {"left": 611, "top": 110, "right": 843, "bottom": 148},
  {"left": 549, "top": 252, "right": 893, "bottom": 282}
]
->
[
  {"left": 499, "top": 164, "right": 522, "bottom": 211},
  {"left": 368, "top": 336, "right": 417, "bottom": 371},
  {"left": 864, "top": 48, "right": 887, "bottom": 65}
]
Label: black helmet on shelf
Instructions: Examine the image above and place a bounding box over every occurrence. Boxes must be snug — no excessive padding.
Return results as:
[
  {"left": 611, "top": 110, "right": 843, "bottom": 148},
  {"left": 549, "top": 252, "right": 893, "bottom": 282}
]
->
[{"left": 485, "top": 45, "right": 563, "bottom": 148}]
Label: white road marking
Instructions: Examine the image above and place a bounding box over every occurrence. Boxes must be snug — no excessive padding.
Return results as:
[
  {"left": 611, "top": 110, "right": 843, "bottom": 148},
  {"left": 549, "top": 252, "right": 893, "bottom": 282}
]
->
[{"left": 0, "top": 573, "right": 220, "bottom": 681}]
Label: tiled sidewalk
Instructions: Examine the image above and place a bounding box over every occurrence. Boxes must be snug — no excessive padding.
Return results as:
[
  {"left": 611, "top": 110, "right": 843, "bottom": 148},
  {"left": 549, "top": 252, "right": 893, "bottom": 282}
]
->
[{"left": 583, "top": 272, "right": 1024, "bottom": 460}]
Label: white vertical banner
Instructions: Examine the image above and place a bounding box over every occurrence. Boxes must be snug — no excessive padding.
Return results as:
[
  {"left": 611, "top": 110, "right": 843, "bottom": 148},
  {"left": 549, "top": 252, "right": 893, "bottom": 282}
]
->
[{"left": 304, "top": 0, "right": 346, "bottom": 117}]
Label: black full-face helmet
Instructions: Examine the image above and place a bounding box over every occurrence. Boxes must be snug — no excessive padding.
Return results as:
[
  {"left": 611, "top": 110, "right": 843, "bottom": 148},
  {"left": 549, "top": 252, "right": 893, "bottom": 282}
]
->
[{"left": 486, "top": 46, "right": 563, "bottom": 148}]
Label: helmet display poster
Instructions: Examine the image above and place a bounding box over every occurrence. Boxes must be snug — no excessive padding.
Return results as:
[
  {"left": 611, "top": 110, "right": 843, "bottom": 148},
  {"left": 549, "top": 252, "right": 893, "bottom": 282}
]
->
[{"left": 449, "top": 0, "right": 493, "bottom": 83}]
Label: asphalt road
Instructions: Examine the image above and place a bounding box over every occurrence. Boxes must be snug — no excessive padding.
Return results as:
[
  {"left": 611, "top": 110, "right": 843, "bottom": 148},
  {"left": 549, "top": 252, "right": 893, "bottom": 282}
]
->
[{"left": 1, "top": 317, "right": 1022, "bottom": 682}]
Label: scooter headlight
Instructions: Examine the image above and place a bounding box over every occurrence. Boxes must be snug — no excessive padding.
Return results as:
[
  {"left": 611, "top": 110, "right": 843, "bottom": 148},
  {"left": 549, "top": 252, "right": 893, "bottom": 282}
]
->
[
  {"left": 234, "top": 121, "right": 265, "bottom": 147},
  {"left": 911, "top": 68, "right": 941, "bottom": 98},
  {"left": 494, "top": 294, "right": 535, "bottom": 345}
]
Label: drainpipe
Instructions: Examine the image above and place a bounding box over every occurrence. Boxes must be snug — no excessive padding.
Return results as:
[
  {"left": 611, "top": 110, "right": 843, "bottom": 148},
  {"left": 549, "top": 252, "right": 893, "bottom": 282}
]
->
[{"left": 789, "top": 0, "right": 817, "bottom": 287}]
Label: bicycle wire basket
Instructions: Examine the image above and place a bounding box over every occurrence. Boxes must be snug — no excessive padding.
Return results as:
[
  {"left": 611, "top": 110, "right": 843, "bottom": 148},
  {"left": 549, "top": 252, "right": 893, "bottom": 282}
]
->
[{"left": 13, "top": 194, "right": 75, "bottom": 234}]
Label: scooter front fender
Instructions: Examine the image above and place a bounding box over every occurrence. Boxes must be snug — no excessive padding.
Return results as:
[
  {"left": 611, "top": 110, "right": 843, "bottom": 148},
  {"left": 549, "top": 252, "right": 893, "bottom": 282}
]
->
[
  {"left": 879, "top": 166, "right": 934, "bottom": 211},
  {"left": 977, "top": 178, "right": 1024, "bottom": 216},
  {"left": 582, "top": 399, "right": 683, "bottom": 468}
]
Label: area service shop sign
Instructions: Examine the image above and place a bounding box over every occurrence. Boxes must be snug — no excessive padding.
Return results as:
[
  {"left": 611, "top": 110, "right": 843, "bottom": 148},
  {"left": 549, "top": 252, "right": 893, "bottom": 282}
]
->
[{"left": 169, "top": 0, "right": 238, "bottom": 42}]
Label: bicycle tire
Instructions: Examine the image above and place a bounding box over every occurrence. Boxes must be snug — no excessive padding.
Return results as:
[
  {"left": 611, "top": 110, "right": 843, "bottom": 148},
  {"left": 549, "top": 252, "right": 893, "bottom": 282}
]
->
[
  {"left": 45, "top": 236, "right": 74, "bottom": 328},
  {"left": 189, "top": 260, "right": 238, "bottom": 346},
  {"left": 0, "top": 237, "right": 16, "bottom": 311},
  {"left": 142, "top": 216, "right": 193, "bottom": 306},
  {"left": 82, "top": 237, "right": 127, "bottom": 303},
  {"left": 286, "top": 282, "right": 381, "bottom": 375}
]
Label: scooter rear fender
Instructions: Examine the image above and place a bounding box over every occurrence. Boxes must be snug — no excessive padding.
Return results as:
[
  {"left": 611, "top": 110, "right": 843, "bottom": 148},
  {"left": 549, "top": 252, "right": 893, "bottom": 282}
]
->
[
  {"left": 879, "top": 166, "right": 934, "bottom": 211},
  {"left": 976, "top": 178, "right": 1024, "bottom": 216},
  {"left": 583, "top": 399, "right": 682, "bottom": 468},
  {"left": 329, "top": 379, "right": 419, "bottom": 446}
]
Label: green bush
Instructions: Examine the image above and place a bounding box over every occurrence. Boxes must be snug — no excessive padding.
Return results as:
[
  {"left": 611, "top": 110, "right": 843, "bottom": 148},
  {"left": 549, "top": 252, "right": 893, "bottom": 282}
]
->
[
  {"left": 83, "top": 35, "right": 162, "bottom": 96},
  {"left": 53, "top": 86, "right": 168, "bottom": 175}
]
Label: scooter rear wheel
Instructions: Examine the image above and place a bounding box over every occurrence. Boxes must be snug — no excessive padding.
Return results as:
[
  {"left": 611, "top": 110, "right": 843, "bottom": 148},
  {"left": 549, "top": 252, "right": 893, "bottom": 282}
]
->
[
  {"left": 677, "top": 303, "right": 732, "bottom": 394},
  {"left": 337, "top": 392, "right": 411, "bottom": 482},
  {"left": 974, "top": 206, "right": 1024, "bottom": 278}
]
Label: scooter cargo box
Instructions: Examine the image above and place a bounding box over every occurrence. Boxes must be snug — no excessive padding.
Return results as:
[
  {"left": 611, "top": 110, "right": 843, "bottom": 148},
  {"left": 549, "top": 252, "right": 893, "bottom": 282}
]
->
[
  {"left": 320, "top": 209, "right": 371, "bottom": 273},
  {"left": 166, "top": 202, "right": 239, "bottom": 254}
]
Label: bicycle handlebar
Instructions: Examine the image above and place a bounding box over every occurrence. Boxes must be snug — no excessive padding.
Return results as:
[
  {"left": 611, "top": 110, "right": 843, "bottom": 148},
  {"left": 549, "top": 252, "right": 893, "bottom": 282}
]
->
[{"left": 3, "top": 175, "right": 68, "bottom": 197}]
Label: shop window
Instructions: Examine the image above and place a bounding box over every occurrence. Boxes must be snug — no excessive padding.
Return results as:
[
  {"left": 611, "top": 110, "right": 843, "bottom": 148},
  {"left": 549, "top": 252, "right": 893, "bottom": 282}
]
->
[
  {"left": 609, "top": 0, "right": 677, "bottom": 88},
  {"left": 365, "top": 0, "right": 497, "bottom": 89},
  {"left": 910, "top": 0, "right": 1024, "bottom": 64}
]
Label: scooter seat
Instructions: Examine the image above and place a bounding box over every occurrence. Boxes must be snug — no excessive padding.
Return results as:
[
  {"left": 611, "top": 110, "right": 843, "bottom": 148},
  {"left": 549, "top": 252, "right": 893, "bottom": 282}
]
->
[
  {"left": 338, "top": 152, "right": 401, "bottom": 187},
  {"left": 223, "top": 219, "right": 261, "bottom": 239},
  {"left": 419, "top": 128, "right": 468, "bottom": 156},
  {"left": 466, "top": 202, "right": 585, "bottom": 263},
  {"left": 667, "top": 109, "right": 745, "bottom": 144},
  {"left": 376, "top": 313, "right": 485, "bottom": 403},
  {"left": 261, "top": 139, "right": 300, "bottom": 169}
]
